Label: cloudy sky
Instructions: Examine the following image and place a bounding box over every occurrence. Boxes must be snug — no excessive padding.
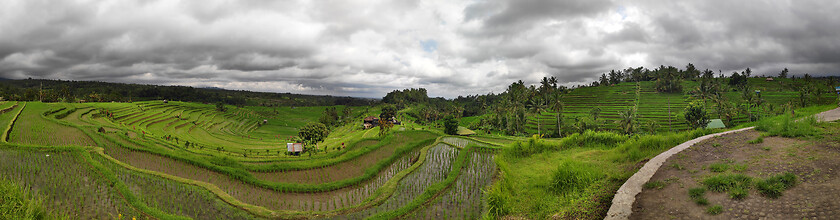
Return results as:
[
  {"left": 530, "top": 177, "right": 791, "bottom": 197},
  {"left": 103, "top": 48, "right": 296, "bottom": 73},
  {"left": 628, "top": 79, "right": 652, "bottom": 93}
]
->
[{"left": 1, "top": 0, "right": 839, "bottom": 98}]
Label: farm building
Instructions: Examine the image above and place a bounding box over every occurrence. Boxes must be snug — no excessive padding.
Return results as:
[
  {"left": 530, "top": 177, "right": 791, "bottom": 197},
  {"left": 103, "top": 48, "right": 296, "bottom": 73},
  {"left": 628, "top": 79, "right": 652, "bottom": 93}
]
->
[
  {"left": 457, "top": 126, "right": 476, "bottom": 136},
  {"left": 705, "top": 119, "right": 726, "bottom": 129},
  {"left": 363, "top": 116, "right": 379, "bottom": 129},
  {"left": 362, "top": 116, "right": 401, "bottom": 129},
  {"left": 765, "top": 77, "right": 774, "bottom": 81}
]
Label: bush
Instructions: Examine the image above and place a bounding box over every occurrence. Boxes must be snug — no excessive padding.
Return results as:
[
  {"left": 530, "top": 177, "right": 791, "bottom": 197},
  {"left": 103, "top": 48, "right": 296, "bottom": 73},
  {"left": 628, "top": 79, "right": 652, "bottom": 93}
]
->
[
  {"left": 549, "top": 160, "right": 604, "bottom": 194},
  {"left": 684, "top": 101, "right": 710, "bottom": 129}
]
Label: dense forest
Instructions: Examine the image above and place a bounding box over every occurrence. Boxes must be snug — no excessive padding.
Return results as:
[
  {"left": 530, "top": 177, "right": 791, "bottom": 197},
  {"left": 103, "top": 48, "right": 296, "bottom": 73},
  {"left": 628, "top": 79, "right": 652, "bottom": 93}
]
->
[{"left": 0, "top": 78, "right": 374, "bottom": 107}]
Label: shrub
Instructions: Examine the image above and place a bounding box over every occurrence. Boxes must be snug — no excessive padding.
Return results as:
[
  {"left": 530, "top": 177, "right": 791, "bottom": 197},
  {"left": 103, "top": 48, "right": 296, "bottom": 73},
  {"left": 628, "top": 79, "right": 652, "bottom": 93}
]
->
[
  {"left": 549, "top": 160, "right": 604, "bottom": 194},
  {"left": 684, "top": 101, "right": 710, "bottom": 129}
]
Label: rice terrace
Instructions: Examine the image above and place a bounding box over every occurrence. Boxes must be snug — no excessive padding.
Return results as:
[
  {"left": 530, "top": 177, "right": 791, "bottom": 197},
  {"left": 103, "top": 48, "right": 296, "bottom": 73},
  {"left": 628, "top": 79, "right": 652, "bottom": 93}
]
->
[{"left": 3, "top": 1, "right": 840, "bottom": 220}]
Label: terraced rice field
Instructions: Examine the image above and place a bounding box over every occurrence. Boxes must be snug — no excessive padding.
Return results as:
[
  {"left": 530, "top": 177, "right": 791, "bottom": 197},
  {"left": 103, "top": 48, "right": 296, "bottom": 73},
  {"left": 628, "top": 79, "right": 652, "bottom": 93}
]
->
[
  {"left": 527, "top": 79, "right": 838, "bottom": 134},
  {"left": 0, "top": 101, "right": 501, "bottom": 219}
]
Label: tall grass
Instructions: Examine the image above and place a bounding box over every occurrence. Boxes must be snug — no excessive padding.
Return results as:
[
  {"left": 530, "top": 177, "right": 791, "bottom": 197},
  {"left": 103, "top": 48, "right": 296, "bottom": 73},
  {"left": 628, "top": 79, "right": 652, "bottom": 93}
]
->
[
  {"left": 506, "top": 131, "right": 627, "bottom": 157},
  {"left": 755, "top": 115, "right": 820, "bottom": 137},
  {"left": 0, "top": 178, "right": 49, "bottom": 220},
  {"left": 549, "top": 160, "right": 604, "bottom": 194}
]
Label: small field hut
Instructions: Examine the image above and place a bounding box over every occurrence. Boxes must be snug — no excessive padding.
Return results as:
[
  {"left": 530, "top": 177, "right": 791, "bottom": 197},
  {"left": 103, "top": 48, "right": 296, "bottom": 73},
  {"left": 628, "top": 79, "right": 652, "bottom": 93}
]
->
[
  {"left": 363, "top": 116, "right": 379, "bottom": 129},
  {"left": 287, "top": 143, "right": 303, "bottom": 156}
]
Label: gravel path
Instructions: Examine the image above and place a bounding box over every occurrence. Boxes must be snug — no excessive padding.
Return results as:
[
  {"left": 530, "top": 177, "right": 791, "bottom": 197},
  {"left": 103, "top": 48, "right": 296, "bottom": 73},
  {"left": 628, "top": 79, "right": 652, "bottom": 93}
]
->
[{"left": 605, "top": 107, "right": 840, "bottom": 220}]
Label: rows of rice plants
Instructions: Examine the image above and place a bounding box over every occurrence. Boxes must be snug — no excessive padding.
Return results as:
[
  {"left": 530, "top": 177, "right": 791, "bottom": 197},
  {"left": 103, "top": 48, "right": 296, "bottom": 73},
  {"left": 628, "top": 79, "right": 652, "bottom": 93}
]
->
[
  {"left": 8, "top": 103, "right": 96, "bottom": 147},
  {"left": 441, "top": 137, "right": 491, "bottom": 148},
  {"left": 102, "top": 139, "right": 423, "bottom": 212},
  {"left": 408, "top": 150, "right": 496, "bottom": 219},
  {"left": 94, "top": 154, "right": 260, "bottom": 220},
  {"left": 0, "top": 149, "right": 146, "bottom": 219},
  {"left": 337, "top": 143, "right": 459, "bottom": 219}
]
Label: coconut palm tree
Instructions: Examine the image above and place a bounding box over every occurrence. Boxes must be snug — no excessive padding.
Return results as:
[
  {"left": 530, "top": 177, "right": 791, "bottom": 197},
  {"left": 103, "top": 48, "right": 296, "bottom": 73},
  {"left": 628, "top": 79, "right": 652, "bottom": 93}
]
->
[
  {"left": 528, "top": 97, "right": 546, "bottom": 137},
  {"left": 617, "top": 107, "right": 637, "bottom": 135},
  {"left": 551, "top": 99, "right": 564, "bottom": 137}
]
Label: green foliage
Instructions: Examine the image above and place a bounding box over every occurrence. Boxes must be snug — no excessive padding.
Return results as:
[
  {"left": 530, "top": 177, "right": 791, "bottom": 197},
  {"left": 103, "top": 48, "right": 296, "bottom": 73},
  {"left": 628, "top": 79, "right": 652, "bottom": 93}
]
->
[
  {"left": 684, "top": 101, "right": 710, "bottom": 129},
  {"left": 728, "top": 72, "right": 748, "bottom": 88},
  {"left": 379, "top": 104, "right": 397, "bottom": 120},
  {"left": 707, "top": 163, "right": 729, "bottom": 173},
  {"left": 485, "top": 181, "right": 510, "bottom": 218},
  {"left": 298, "top": 122, "right": 329, "bottom": 146},
  {"left": 643, "top": 181, "right": 665, "bottom": 189},
  {"left": 53, "top": 108, "right": 77, "bottom": 119},
  {"left": 507, "top": 130, "right": 627, "bottom": 157},
  {"left": 688, "top": 187, "right": 705, "bottom": 198},
  {"left": 702, "top": 174, "right": 752, "bottom": 193},
  {"left": 616, "top": 108, "right": 637, "bottom": 135},
  {"left": 654, "top": 68, "right": 683, "bottom": 93},
  {"left": 215, "top": 102, "right": 227, "bottom": 112},
  {"left": 549, "top": 160, "right": 604, "bottom": 194},
  {"left": 755, "top": 172, "right": 797, "bottom": 198},
  {"left": 688, "top": 187, "right": 708, "bottom": 205},
  {"left": 0, "top": 178, "right": 48, "bottom": 220},
  {"left": 706, "top": 204, "right": 723, "bottom": 215},
  {"left": 728, "top": 187, "right": 748, "bottom": 200},
  {"left": 755, "top": 115, "right": 820, "bottom": 137},
  {"left": 747, "top": 136, "right": 764, "bottom": 144},
  {"left": 443, "top": 115, "right": 458, "bottom": 135}
]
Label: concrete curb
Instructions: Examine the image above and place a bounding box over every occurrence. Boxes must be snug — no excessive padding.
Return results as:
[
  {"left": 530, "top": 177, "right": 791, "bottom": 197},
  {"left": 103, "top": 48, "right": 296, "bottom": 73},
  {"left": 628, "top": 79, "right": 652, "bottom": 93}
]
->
[{"left": 604, "top": 127, "right": 755, "bottom": 220}]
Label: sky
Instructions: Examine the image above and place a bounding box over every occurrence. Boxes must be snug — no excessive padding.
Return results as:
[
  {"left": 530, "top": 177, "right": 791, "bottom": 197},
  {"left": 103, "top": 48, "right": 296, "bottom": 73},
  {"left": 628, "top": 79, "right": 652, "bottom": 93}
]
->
[{"left": 1, "top": 0, "right": 839, "bottom": 98}]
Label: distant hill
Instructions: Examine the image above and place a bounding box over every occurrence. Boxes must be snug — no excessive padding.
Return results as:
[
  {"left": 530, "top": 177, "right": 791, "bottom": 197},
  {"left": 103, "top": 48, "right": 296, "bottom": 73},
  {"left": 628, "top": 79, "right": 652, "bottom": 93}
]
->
[{"left": 0, "top": 78, "right": 375, "bottom": 107}]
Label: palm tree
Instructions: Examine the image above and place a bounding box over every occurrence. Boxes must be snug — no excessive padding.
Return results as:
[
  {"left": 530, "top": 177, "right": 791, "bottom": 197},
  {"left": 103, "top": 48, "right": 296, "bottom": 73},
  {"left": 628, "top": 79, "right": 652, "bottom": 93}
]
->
[
  {"left": 550, "top": 98, "right": 564, "bottom": 137},
  {"left": 617, "top": 108, "right": 637, "bottom": 135},
  {"left": 528, "top": 98, "right": 546, "bottom": 137}
]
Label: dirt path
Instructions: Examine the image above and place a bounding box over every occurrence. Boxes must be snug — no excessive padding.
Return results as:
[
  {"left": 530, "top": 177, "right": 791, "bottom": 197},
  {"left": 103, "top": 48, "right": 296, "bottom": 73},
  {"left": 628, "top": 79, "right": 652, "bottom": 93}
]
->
[
  {"left": 606, "top": 107, "right": 840, "bottom": 219},
  {"left": 630, "top": 128, "right": 840, "bottom": 219}
]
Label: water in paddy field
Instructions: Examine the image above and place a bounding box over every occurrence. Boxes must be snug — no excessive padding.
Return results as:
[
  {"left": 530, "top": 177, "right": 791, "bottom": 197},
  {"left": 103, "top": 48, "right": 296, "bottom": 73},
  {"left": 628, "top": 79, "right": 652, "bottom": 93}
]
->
[
  {"left": 407, "top": 151, "right": 496, "bottom": 220},
  {"left": 0, "top": 150, "right": 146, "bottom": 219},
  {"left": 328, "top": 143, "right": 459, "bottom": 219}
]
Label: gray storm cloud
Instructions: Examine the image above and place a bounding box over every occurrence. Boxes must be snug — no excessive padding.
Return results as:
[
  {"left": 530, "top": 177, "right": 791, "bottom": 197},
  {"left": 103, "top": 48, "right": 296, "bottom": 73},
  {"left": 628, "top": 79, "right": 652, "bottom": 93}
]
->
[{"left": 1, "top": 0, "right": 838, "bottom": 98}]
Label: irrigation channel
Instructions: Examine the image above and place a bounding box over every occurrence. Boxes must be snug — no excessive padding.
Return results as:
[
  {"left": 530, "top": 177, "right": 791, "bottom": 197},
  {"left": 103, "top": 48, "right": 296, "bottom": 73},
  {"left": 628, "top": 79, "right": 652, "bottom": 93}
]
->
[{"left": 0, "top": 101, "right": 502, "bottom": 220}]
